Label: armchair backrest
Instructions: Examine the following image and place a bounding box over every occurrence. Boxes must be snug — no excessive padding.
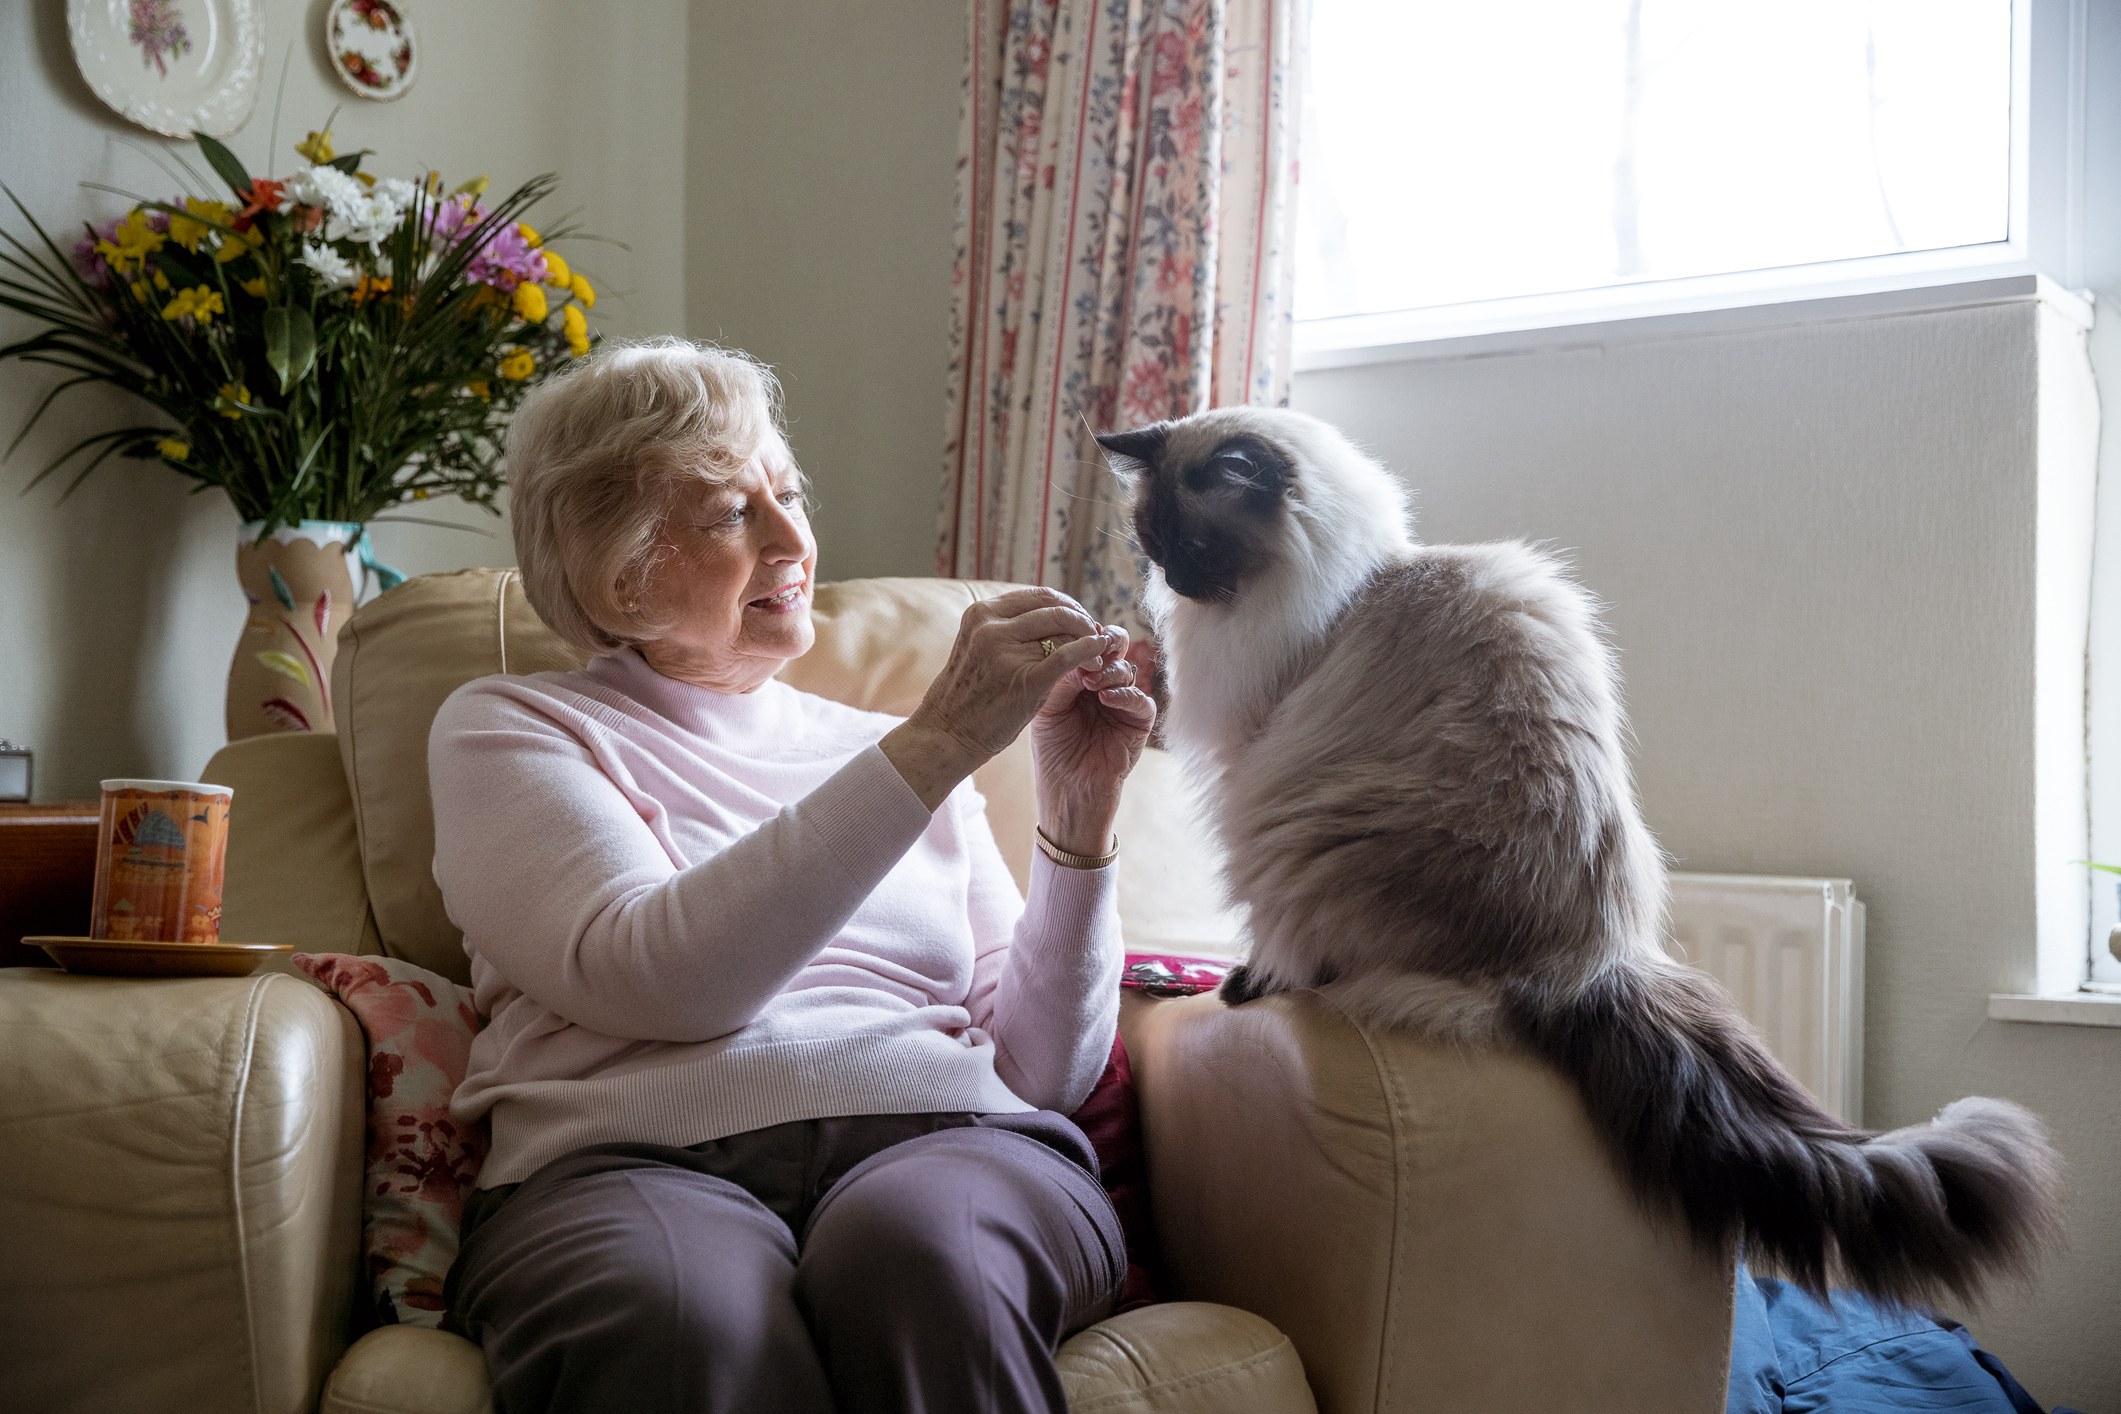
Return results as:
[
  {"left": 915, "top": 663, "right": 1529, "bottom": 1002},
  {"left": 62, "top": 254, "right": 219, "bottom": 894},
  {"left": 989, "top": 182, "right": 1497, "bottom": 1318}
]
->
[
  {"left": 206, "top": 576, "right": 1238, "bottom": 983},
  {"left": 298, "top": 569, "right": 1237, "bottom": 984}
]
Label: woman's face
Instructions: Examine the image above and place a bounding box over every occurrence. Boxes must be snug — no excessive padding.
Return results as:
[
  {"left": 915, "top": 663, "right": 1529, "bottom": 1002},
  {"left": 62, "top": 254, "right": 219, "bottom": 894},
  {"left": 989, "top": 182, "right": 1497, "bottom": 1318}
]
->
[{"left": 636, "top": 431, "right": 818, "bottom": 693}]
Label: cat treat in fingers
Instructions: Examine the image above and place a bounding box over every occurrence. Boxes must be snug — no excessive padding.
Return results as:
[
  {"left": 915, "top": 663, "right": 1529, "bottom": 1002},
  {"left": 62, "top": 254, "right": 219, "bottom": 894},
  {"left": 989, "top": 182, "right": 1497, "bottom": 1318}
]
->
[{"left": 1100, "top": 407, "right": 2062, "bottom": 1310}]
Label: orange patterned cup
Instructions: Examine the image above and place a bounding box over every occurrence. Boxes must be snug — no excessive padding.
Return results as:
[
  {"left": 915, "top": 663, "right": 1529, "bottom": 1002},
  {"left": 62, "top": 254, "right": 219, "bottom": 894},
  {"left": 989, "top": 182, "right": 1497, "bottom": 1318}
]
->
[{"left": 90, "top": 779, "right": 234, "bottom": 943}]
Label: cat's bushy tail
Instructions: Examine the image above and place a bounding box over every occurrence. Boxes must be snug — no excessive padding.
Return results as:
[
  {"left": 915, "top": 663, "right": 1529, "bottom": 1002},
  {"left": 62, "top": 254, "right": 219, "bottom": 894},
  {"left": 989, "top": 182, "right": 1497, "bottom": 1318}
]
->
[{"left": 1502, "top": 961, "right": 2062, "bottom": 1309}]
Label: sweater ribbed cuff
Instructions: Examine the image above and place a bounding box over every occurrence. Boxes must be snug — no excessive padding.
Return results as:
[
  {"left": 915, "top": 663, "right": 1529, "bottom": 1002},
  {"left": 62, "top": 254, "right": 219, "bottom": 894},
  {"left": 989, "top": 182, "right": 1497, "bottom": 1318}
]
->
[{"left": 1014, "top": 849, "right": 1122, "bottom": 993}]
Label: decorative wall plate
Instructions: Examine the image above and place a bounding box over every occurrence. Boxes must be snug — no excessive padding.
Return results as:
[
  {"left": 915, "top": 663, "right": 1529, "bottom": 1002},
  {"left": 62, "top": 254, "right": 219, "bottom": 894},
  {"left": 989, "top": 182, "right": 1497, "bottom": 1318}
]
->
[
  {"left": 325, "top": 0, "right": 417, "bottom": 101},
  {"left": 67, "top": 0, "right": 264, "bottom": 138}
]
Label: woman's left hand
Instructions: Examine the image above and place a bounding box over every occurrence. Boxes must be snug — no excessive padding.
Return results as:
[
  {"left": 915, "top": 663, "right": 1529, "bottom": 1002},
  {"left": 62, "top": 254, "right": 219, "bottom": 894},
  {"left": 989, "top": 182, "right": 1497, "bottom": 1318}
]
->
[{"left": 1030, "top": 621, "right": 1157, "bottom": 857}]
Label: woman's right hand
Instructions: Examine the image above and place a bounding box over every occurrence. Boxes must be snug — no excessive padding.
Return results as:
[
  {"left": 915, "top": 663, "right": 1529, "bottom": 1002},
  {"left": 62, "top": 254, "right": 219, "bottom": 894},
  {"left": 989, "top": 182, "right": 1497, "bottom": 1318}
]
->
[{"left": 880, "top": 588, "right": 1115, "bottom": 810}]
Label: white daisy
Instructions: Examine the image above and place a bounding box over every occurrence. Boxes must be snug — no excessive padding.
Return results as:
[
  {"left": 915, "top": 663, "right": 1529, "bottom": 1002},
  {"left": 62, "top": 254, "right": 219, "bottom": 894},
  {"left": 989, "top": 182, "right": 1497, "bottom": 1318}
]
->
[{"left": 299, "top": 241, "right": 358, "bottom": 290}]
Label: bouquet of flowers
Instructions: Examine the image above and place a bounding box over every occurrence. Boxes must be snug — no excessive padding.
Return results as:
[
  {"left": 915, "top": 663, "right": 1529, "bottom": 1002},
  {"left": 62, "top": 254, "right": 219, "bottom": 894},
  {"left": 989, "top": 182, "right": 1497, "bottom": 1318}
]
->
[{"left": 0, "top": 125, "right": 599, "bottom": 533}]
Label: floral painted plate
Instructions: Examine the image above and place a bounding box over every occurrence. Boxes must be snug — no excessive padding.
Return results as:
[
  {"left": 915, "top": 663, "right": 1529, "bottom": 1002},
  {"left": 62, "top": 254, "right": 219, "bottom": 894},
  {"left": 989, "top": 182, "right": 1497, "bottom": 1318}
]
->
[
  {"left": 66, "top": 0, "right": 264, "bottom": 138},
  {"left": 325, "top": 0, "right": 418, "bottom": 101}
]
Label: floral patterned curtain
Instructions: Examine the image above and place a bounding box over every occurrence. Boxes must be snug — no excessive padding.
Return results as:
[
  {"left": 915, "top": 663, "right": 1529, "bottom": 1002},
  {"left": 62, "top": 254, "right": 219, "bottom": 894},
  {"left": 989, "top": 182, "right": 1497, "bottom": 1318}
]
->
[{"left": 938, "top": 0, "right": 1305, "bottom": 628}]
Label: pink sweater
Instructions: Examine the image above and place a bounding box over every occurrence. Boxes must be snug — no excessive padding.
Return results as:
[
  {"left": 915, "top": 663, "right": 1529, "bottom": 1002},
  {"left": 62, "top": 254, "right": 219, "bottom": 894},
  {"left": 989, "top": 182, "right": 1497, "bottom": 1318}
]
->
[{"left": 429, "top": 647, "right": 1122, "bottom": 1186}]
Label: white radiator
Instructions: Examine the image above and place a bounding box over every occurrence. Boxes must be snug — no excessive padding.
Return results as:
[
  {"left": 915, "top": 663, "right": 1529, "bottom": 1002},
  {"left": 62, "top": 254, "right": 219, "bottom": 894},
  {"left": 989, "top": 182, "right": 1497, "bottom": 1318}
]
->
[{"left": 1665, "top": 873, "right": 1865, "bottom": 1125}]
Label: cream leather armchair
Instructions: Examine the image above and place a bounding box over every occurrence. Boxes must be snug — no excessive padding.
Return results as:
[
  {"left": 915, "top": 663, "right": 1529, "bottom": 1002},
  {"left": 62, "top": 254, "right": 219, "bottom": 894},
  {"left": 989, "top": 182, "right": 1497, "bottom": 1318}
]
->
[{"left": 0, "top": 572, "right": 1733, "bottom": 1414}]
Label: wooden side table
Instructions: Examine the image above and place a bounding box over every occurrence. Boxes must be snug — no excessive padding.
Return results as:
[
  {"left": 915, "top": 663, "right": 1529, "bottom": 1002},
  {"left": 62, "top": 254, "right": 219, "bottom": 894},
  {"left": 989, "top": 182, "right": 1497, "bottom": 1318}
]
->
[{"left": 0, "top": 802, "right": 99, "bottom": 966}]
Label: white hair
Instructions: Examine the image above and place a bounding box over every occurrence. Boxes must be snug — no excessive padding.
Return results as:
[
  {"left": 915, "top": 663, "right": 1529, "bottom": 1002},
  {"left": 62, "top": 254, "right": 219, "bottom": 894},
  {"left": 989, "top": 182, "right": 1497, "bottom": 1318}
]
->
[{"left": 505, "top": 337, "right": 786, "bottom": 654}]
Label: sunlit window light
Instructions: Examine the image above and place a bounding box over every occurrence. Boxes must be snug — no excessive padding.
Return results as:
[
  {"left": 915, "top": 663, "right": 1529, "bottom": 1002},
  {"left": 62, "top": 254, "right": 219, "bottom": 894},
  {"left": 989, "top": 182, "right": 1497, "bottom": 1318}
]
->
[{"left": 1297, "top": 0, "right": 2014, "bottom": 323}]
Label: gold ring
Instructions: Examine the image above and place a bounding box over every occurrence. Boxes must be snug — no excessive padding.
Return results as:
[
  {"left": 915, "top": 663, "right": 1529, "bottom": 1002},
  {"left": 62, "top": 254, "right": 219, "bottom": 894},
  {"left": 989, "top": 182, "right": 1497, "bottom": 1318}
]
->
[{"left": 1040, "top": 637, "right": 1057, "bottom": 658}]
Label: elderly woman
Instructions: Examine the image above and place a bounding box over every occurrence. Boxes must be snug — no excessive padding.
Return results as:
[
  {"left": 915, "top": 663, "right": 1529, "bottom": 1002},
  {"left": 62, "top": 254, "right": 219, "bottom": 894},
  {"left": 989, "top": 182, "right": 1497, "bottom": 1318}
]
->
[{"left": 429, "top": 338, "right": 1155, "bottom": 1414}]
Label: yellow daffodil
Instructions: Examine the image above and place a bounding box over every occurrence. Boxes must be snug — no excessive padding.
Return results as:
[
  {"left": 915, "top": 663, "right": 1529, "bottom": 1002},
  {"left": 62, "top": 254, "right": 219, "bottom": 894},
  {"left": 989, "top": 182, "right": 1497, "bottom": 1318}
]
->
[
  {"left": 466, "top": 378, "right": 491, "bottom": 401},
  {"left": 569, "top": 273, "right": 596, "bottom": 309},
  {"left": 563, "top": 303, "right": 590, "bottom": 357},
  {"left": 516, "top": 222, "right": 542, "bottom": 248},
  {"left": 166, "top": 198, "right": 233, "bottom": 252},
  {"left": 161, "top": 286, "right": 224, "bottom": 324},
  {"left": 240, "top": 276, "right": 268, "bottom": 297},
  {"left": 214, "top": 226, "right": 264, "bottom": 265},
  {"left": 455, "top": 174, "right": 490, "bottom": 198},
  {"left": 498, "top": 349, "right": 535, "bottom": 381},
  {"left": 354, "top": 171, "right": 376, "bottom": 188},
  {"left": 295, "top": 130, "right": 335, "bottom": 164},
  {"left": 151, "top": 269, "right": 170, "bottom": 291},
  {"left": 541, "top": 250, "right": 571, "bottom": 286},
  {"left": 157, "top": 438, "right": 190, "bottom": 462},
  {"left": 511, "top": 282, "right": 548, "bottom": 323},
  {"left": 94, "top": 209, "right": 165, "bottom": 275},
  {"left": 216, "top": 383, "right": 253, "bottom": 418}
]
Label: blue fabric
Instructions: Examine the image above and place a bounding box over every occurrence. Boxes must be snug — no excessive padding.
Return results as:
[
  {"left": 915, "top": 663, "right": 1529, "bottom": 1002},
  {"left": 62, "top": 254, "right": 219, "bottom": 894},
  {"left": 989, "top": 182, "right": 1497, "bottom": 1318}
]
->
[{"left": 1724, "top": 1266, "right": 2078, "bottom": 1414}]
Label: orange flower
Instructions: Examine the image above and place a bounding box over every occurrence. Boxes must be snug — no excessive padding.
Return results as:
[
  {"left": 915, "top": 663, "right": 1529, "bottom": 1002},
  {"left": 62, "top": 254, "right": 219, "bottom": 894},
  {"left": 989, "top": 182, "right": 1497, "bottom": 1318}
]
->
[
  {"left": 350, "top": 274, "right": 394, "bottom": 306},
  {"left": 232, "top": 177, "right": 287, "bottom": 233}
]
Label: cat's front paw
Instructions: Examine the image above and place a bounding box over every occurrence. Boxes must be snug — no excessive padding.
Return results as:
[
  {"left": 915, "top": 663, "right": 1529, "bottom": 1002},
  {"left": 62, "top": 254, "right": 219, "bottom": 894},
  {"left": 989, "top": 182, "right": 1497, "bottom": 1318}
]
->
[{"left": 1220, "top": 963, "right": 1270, "bottom": 1006}]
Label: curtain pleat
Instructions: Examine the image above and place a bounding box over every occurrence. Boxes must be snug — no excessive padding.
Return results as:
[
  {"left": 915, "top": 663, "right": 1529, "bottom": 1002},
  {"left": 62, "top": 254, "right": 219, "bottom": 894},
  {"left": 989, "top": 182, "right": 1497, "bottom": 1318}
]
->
[{"left": 940, "top": 0, "right": 1304, "bottom": 628}]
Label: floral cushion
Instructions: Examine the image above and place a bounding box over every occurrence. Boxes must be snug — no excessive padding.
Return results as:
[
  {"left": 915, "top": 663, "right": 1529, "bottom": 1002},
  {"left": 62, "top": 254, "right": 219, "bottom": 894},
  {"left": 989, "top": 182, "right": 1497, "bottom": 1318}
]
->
[
  {"left": 1084, "top": 951, "right": 1236, "bottom": 1307},
  {"left": 1072, "top": 1035, "right": 1162, "bottom": 1309},
  {"left": 295, "top": 953, "right": 487, "bottom": 1327},
  {"left": 1121, "top": 951, "right": 1234, "bottom": 997}
]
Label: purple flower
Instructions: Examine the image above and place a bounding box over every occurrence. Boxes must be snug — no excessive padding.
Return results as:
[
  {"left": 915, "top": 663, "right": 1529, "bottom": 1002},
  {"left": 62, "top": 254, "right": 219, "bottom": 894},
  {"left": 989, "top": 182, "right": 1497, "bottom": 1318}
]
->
[
  {"left": 72, "top": 218, "right": 121, "bottom": 286},
  {"left": 426, "top": 196, "right": 548, "bottom": 289}
]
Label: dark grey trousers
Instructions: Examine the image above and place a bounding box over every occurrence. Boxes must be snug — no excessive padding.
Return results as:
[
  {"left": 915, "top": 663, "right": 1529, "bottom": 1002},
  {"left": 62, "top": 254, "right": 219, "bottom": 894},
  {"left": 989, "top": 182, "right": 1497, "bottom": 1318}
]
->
[{"left": 445, "top": 1110, "right": 1126, "bottom": 1414}]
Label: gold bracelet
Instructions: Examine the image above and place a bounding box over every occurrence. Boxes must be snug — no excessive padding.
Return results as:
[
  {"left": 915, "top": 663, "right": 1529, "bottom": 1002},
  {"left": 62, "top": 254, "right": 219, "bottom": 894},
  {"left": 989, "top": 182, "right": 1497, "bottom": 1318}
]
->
[{"left": 1035, "top": 825, "right": 1118, "bottom": 870}]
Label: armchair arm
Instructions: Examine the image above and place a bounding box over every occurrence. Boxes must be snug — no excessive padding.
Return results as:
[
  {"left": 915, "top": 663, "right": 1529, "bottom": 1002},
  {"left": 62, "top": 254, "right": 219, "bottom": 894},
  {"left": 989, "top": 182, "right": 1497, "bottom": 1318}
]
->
[
  {"left": 0, "top": 969, "right": 364, "bottom": 1414},
  {"left": 1126, "top": 991, "right": 1734, "bottom": 1414}
]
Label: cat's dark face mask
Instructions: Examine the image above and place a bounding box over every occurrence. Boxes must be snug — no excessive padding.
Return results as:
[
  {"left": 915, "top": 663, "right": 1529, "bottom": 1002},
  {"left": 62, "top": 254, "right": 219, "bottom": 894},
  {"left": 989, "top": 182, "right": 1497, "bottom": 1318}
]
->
[{"left": 1100, "top": 423, "right": 1292, "bottom": 603}]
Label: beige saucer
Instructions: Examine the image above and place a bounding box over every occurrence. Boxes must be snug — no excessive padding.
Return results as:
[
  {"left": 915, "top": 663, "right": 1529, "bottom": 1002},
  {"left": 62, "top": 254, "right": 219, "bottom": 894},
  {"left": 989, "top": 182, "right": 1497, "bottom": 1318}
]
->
[{"left": 25, "top": 936, "right": 292, "bottom": 978}]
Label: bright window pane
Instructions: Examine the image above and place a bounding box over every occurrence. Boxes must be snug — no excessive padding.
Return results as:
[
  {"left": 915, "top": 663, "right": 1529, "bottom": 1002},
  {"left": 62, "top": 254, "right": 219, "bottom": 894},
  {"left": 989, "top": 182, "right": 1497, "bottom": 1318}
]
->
[{"left": 1297, "top": 0, "right": 2014, "bottom": 321}]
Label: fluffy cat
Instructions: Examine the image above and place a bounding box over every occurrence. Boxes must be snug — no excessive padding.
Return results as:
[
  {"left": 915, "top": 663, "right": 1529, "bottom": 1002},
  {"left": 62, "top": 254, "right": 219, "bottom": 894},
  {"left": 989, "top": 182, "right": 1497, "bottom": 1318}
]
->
[{"left": 1100, "top": 406, "right": 2062, "bottom": 1309}]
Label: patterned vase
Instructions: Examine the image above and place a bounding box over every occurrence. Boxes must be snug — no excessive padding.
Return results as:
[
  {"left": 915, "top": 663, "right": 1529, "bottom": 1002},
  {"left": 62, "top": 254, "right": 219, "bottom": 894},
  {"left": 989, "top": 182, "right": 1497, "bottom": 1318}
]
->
[{"left": 226, "top": 521, "right": 361, "bottom": 739}]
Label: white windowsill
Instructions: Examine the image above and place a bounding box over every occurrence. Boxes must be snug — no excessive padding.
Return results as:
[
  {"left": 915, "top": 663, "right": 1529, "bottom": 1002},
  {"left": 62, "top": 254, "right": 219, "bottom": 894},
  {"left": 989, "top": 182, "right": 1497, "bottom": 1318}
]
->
[
  {"left": 1293, "top": 259, "right": 2092, "bottom": 373},
  {"left": 1987, "top": 992, "right": 2121, "bottom": 1028}
]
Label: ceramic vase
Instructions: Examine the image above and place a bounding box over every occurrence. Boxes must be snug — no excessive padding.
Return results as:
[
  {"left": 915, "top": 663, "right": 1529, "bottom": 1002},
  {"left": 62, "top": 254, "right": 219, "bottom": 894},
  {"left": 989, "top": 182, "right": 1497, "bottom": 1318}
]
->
[{"left": 226, "top": 521, "right": 360, "bottom": 739}]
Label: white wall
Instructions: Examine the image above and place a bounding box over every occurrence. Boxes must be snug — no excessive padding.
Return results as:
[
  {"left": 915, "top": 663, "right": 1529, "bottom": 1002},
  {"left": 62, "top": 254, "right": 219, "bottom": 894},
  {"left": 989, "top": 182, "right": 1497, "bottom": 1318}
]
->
[
  {"left": 0, "top": 0, "right": 688, "bottom": 799},
  {"left": 1294, "top": 301, "right": 2119, "bottom": 1408},
  {"left": 684, "top": 0, "right": 962, "bottom": 583}
]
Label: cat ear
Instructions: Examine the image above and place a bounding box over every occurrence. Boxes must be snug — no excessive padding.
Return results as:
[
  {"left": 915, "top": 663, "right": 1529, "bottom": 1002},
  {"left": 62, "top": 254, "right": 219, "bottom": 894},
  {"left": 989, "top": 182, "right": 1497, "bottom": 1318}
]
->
[{"left": 1095, "top": 424, "right": 1170, "bottom": 468}]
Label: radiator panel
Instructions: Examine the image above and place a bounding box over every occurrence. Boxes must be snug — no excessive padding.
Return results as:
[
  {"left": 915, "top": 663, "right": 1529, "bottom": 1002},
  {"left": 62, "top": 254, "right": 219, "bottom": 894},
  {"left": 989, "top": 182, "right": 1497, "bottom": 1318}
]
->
[{"left": 1665, "top": 873, "right": 1865, "bottom": 1124}]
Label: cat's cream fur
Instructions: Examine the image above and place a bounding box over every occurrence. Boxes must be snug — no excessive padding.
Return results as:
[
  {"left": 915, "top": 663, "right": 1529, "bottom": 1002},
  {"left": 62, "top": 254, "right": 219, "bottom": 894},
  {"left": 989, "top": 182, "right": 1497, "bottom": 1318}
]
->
[{"left": 1104, "top": 406, "right": 2062, "bottom": 1309}]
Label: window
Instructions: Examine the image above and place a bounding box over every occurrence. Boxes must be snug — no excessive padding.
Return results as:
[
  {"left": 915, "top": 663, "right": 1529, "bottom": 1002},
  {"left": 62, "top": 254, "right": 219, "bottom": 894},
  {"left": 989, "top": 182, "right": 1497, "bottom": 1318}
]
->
[{"left": 1297, "top": 0, "right": 2016, "bottom": 327}]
